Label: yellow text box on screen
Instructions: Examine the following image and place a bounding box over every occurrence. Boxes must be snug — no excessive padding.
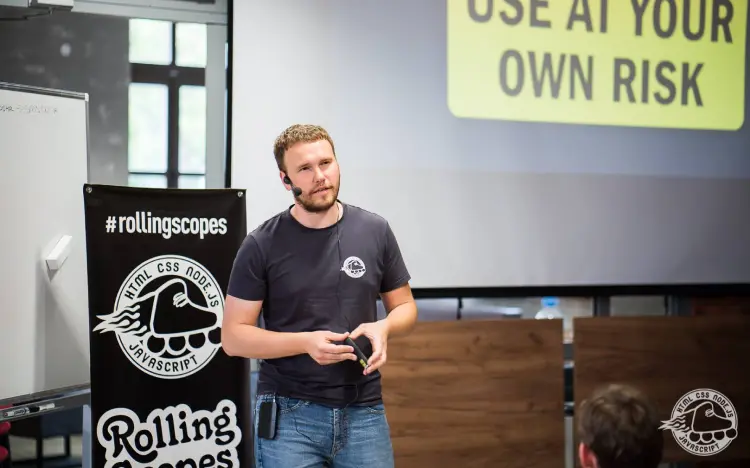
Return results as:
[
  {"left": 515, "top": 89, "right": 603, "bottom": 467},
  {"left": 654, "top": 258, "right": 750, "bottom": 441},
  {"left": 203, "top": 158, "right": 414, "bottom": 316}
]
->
[{"left": 447, "top": 0, "right": 747, "bottom": 130}]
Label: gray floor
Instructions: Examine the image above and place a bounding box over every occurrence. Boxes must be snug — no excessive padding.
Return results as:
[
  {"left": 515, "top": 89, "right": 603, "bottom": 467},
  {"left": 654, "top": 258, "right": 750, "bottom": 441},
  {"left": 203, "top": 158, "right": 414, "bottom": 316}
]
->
[{"left": 7, "top": 435, "right": 83, "bottom": 467}]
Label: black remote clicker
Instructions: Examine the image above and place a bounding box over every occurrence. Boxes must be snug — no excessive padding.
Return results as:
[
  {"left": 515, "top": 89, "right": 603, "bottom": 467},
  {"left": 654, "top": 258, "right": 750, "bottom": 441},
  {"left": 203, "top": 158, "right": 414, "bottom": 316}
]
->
[{"left": 345, "top": 336, "right": 369, "bottom": 369}]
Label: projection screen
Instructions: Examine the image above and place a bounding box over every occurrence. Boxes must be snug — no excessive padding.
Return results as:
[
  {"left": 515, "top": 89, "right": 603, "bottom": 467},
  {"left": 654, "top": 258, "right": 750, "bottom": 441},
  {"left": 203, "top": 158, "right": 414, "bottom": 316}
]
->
[{"left": 230, "top": 0, "right": 750, "bottom": 289}]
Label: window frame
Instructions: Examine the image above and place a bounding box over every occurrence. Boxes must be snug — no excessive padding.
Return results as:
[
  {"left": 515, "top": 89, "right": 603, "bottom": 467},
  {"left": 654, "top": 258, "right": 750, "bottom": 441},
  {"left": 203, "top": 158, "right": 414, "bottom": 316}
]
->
[{"left": 129, "top": 21, "right": 206, "bottom": 188}]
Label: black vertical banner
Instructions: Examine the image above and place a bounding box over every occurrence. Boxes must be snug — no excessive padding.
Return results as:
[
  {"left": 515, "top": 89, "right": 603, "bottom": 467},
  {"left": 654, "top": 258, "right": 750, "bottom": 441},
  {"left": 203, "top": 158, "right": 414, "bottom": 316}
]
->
[{"left": 82, "top": 184, "right": 250, "bottom": 468}]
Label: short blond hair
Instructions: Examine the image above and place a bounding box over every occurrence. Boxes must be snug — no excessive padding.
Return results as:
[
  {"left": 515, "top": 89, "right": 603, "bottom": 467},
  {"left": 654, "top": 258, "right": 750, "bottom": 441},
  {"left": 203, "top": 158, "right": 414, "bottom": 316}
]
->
[{"left": 273, "top": 124, "right": 336, "bottom": 171}]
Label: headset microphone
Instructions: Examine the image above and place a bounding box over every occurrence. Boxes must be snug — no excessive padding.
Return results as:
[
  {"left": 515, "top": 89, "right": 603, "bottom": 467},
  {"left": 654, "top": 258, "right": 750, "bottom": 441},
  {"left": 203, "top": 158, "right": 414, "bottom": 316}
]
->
[{"left": 283, "top": 175, "right": 303, "bottom": 197}]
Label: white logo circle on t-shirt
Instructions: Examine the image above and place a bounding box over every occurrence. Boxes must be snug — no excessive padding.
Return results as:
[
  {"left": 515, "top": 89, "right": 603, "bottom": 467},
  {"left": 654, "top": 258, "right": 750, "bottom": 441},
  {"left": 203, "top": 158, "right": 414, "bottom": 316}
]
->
[{"left": 341, "top": 256, "right": 366, "bottom": 278}]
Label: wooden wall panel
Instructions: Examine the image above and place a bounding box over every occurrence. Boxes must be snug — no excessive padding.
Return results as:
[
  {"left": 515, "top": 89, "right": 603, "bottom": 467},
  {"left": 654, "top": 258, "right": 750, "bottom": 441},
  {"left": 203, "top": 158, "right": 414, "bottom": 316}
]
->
[
  {"left": 692, "top": 297, "right": 750, "bottom": 316},
  {"left": 381, "top": 319, "right": 565, "bottom": 468},
  {"left": 573, "top": 316, "right": 750, "bottom": 463},
  {"left": 692, "top": 297, "right": 750, "bottom": 468}
]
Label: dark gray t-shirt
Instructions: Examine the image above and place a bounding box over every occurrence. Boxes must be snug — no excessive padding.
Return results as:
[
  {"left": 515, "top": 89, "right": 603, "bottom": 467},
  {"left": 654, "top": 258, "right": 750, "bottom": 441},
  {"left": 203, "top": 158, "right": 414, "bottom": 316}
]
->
[{"left": 227, "top": 202, "right": 411, "bottom": 407}]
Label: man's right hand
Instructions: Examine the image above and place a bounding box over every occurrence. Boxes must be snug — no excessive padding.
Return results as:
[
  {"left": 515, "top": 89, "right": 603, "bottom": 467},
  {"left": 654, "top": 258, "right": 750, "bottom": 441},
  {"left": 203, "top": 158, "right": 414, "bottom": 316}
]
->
[{"left": 303, "top": 331, "right": 357, "bottom": 365}]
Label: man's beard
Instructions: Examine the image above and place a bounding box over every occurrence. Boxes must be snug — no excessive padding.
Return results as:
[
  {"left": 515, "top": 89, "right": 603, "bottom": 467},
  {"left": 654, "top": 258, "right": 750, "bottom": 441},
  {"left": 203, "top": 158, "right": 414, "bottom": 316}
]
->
[{"left": 297, "top": 180, "right": 340, "bottom": 213}]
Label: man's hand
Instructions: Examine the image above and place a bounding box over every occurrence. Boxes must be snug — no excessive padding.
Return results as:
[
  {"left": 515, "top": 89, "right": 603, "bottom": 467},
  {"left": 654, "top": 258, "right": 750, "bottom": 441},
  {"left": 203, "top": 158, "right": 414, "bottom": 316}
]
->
[
  {"left": 350, "top": 320, "right": 389, "bottom": 375},
  {"left": 303, "top": 331, "right": 357, "bottom": 365}
]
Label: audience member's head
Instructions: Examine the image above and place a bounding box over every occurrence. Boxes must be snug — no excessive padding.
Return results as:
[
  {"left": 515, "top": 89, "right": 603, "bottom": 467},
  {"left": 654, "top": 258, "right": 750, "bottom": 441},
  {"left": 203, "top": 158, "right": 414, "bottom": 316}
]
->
[{"left": 577, "top": 383, "right": 663, "bottom": 468}]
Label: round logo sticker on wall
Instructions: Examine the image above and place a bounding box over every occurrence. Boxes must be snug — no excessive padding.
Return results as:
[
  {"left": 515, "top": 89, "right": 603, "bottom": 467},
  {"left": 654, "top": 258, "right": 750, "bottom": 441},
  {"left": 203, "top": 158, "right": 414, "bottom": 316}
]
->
[
  {"left": 93, "top": 255, "right": 224, "bottom": 379},
  {"left": 659, "top": 388, "right": 738, "bottom": 457}
]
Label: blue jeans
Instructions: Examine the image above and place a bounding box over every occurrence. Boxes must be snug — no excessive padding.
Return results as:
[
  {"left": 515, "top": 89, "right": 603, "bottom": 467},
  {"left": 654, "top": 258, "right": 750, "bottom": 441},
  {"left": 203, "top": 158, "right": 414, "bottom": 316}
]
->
[{"left": 254, "top": 394, "right": 394, "bottom": 468}]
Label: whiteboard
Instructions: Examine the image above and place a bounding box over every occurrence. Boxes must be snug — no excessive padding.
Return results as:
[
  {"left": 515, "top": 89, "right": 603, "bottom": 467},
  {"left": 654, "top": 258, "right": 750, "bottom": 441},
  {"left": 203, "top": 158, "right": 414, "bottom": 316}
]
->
[{"left": 0, "top": 82, "right": 90, "bottom": 401}]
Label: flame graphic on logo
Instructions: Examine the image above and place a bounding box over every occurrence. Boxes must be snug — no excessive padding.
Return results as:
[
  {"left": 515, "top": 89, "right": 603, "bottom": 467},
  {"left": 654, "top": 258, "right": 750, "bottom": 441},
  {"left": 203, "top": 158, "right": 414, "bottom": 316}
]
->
[
  {"left": 93, "top": 304, "right": 148, "bottom": 337},
  {"left": 660, "top": 414, "right": 691, "bottom": 432}
]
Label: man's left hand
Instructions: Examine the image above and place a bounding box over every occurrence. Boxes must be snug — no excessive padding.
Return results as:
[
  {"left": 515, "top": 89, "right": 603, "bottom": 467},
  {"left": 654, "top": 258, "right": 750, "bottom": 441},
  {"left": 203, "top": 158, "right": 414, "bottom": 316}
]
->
[{"left": 349, "top": 320, "right": 389, "bottom": 375}]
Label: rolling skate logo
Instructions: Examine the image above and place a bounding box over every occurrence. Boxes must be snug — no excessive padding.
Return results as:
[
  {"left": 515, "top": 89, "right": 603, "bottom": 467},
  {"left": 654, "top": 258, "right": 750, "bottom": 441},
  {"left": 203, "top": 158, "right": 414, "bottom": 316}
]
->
[
  {"left": 94, "top": 255, "right": 223, "bottom": 379},
  {"left": 341, "top": 256, "right": 366, "bottom": 279},
  {"left": 660, "top": 388, "right": 738, "bottom": 456}
]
